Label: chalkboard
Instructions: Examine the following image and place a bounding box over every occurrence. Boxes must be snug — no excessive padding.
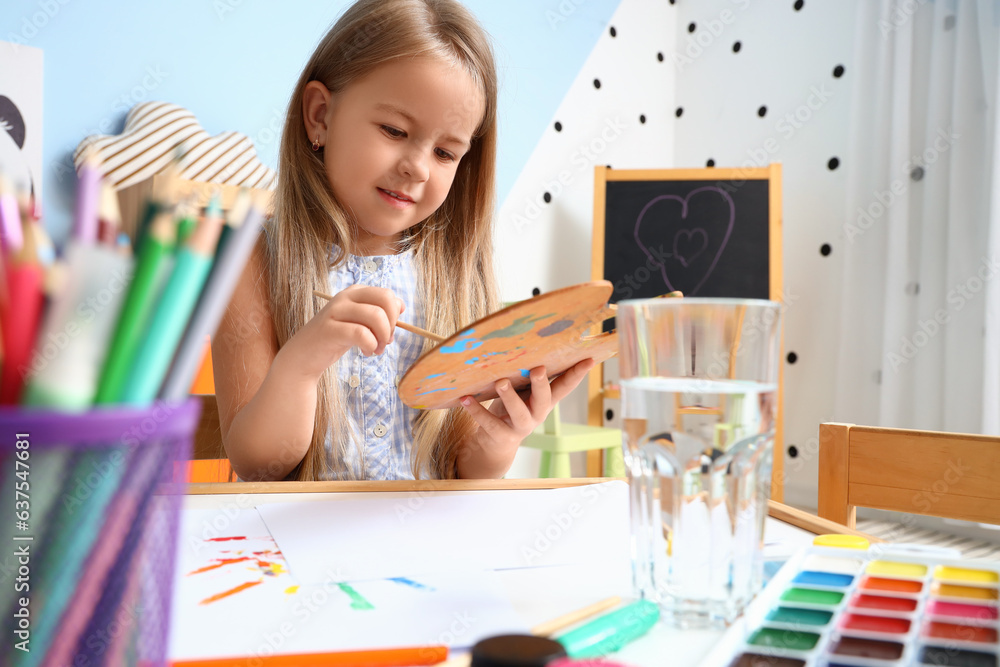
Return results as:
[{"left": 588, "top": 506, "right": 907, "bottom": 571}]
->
[
  {"left": 586, "top": 165, "right": 785, "bottom": 501},
  {"left": 592, "top": 165, "right": 782, "bottom": 304}
]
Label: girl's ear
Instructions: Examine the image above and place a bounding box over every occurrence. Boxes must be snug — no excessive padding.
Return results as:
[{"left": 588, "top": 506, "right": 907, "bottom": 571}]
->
[{"left": 302, "top": 81, "right": 333, "bottom": 147}]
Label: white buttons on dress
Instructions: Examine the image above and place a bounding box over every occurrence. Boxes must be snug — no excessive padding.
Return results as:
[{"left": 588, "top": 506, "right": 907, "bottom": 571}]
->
[
  {"left": 363, "top": 260, "right": 377, "bottom": 273},
  {"left": 373, "top": 423, "right": 388, "bottom": 437},
  {"left": 349, "top": 375, "right": 361, "bottom": 388}
]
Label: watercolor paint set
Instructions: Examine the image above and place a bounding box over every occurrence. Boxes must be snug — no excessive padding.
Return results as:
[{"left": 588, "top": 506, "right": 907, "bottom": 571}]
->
[{"left": 704, "top": 537, "right": 1000, "bottom": 667}]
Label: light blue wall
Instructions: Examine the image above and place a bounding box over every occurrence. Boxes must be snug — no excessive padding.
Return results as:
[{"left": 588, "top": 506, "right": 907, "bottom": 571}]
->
[{"left": 2, "top": 0, "right": 619, "bottom": 243}]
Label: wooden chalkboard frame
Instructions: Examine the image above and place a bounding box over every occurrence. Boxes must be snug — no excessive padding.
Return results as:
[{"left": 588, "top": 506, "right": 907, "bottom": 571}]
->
[{"left": 587, "top": 164, "right": 785, "bottom": 501}]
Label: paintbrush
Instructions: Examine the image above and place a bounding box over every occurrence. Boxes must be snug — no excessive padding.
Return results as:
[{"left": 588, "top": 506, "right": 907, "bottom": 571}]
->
[{"left": 312, "top": 289, "right": 447, "bottom": 343}]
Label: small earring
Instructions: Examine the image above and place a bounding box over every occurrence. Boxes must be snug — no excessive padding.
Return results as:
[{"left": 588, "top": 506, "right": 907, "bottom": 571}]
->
[{"left": 311, "top": 136, "right": 321, "bottom": 151}]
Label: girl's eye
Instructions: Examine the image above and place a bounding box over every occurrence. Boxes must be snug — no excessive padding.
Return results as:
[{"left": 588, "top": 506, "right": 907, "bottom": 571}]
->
[
  {"left": 381, "top": 125, "right": 404, "bottom": 138},
  {"left": 435, "top": 148, "right": 455, "bottom": 162}
]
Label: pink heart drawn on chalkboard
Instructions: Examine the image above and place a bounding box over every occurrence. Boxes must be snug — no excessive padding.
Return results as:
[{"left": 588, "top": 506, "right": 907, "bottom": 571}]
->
[
  {"left": 633, "top": 186, "right": 736, "bottom": 295},
  {"left": 672, "top": 228, "right": 708, "bottom": 267}
]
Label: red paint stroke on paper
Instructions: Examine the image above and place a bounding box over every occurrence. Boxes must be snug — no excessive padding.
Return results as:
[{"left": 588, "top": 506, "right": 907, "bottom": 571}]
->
[{"left": 199, "top": 580, "right": 263, "bottom": 605}]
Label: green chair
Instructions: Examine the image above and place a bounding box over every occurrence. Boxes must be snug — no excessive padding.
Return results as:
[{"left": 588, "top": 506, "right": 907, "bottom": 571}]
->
[{"left": 521, "top": 404, "right": 625, "bottom": 478}]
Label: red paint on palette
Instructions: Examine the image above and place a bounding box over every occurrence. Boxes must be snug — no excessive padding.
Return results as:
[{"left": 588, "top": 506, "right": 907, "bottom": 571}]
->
[
  {"left": 926, "top": 600, "right": 999, "bottom": 621},
  {"left": 851, "top": 593, "right": 918, "bottom": 612},
  {"left": 925, "top": 621, "right": 998, "bottom": 643},
  {"left": 860, "top": 576, "right": 923, "bottom": 594},
  {"left": 841, "top": 613, "right": 911, "bottom": 635}
]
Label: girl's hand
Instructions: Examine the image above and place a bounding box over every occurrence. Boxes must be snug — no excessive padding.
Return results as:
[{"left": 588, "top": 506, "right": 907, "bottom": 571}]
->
[
  {"left": 277, "top": 285, "right": 405, "bottom": 383},
  {"left": 456, "top": 358, "right": 598, "bottom": 478}
]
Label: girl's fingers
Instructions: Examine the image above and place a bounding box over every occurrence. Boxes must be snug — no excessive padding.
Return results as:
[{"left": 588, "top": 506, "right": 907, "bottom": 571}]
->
[
  {"left": 526, "top": 367, "right": 552, "bottom": 421},
  {"left": 460, "top": 395, "right": 509, "bottom": 441},
  {"left": 494, "top": 378, "right": 533, "bottom": 433},
  {"left": 548, "top": 358, "right": 597, "bottom": 404}
]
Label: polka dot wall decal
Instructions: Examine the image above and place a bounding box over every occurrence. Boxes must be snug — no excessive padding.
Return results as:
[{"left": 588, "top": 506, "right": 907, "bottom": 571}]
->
[
  {"left": 610, "top": 26, "right": 617, "bottom": 37},
  {"left": 657, "top": 51, "right": 664, "bottom": 62},
  {"left": 787, "top": 351, "right": 798, "bottom": 364},
  {"left": 758, "top": 105, "right": 767, "bottom": 117},
  {"left": 944, "top": 15, "right": 955, "bottom": 30},
  {"left": 706, "top": 158, "right": 715, "bottom": 167},
  {"left": 688, "top": 22, "right": 696, "bottom": 33},
  {"left": 543, "top": 192, "right": 552, "bottom": 203},
  {"left": 820, "top": 243, "right": 832, "bottom": 256},
  {"left": 675, "top": 107, "right": 684, "bottom": 117},
  {"left": 593, "top": 78, "right": 601, "bottom": 89},
  {"left": 905, "top": 282, "right": 920, "bottom": 295},
  {"left": 833, "top": 64, "right": 845, "bottom": 78},
  {"left": 788, "top": 445, "right": 799, "bottom": 458},
  {"left": 828, "top": 157, "right": 840, "bottom": 170},
  {"left": 532, "top": 287, "right": 541, "bottom": 296},
  {"left": 911, "top": 166, "right": 925, "bottom": 181},
  {"left": 733, "top": 41, "right": 742, "bottom": 53},
  {"left": 639, "top": 114, "right": 646, "bottom": 124},
  {"left": 605, "top": 409, "right": 614, "bottom": 421},
  {"left": 554, "top": 121, "right": 562, "bottom": 132},
  {"left": 794, "top": 0, "right": 804, "bottom": 10}
]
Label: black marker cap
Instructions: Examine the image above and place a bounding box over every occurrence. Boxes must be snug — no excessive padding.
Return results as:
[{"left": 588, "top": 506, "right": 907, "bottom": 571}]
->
[{"left": 470, "top": 634, "right": 568, "bottom": 667}]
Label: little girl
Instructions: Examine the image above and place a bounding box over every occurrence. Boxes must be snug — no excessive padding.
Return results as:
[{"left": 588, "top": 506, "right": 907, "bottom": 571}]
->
[{"left": 213, "top": 0, "right": 595, "bottom": 482}]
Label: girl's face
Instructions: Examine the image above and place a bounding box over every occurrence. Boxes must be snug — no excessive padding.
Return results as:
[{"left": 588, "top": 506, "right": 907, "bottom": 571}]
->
[{"left": 320, "top": 56, "right": 484, "bottom": 255}]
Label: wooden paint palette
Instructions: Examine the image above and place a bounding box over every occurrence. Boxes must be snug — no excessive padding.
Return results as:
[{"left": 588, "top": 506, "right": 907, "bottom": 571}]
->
[{"left": 398, "top": 281, "right": 618, "bottom": 410}]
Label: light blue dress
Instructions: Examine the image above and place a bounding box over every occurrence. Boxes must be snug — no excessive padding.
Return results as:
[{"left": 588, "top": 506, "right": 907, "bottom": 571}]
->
[{"left": 326, "top": 249, "right": 425, "bottom": 479}]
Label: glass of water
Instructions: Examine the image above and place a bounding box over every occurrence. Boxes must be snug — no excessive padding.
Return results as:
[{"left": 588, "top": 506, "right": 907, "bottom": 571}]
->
[{"left": 617, "top": 298, "right": 782, "bottom": 628}]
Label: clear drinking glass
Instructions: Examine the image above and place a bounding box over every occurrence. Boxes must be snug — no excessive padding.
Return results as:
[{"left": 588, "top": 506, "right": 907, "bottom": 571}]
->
[{"left": 617, "top": 298, "right": 782, "bottom": 628}]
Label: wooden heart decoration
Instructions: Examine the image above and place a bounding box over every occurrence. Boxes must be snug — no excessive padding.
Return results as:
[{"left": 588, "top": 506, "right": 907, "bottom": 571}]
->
[{"left": 399, "top": 281, "right": 617, "bottom": 410}]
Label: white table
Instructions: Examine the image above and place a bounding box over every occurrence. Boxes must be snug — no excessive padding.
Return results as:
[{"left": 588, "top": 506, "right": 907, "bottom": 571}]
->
[{"left": 177, "top": 479, "right": 858, "bottom": 666}]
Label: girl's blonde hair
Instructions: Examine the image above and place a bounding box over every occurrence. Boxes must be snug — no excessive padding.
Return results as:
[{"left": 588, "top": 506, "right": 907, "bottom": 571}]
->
[{"left": 268, "top": 0, "right": 500, "bottom": 480}]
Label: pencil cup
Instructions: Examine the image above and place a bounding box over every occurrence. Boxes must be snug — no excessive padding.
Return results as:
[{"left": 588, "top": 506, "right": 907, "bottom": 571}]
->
[
  {"left": 617, "top": 298, "right": 782, "bottom": 628},
  {"left": 0, "top": 399, "right": 200, "bottom": 667}
]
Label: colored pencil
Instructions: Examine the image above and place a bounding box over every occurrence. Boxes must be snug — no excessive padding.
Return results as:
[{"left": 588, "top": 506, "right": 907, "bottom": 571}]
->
[
  {"left": 20, "top": 242, "right": 131, "bottom": 409},
  {"left": 97, "top": 179, "right": 122, "bottom": 246},
  {"left": 159, "top": 197, "right": 263, "bottom": 401},
  {"left": 74, "top": 149, "right": 102, "bottom": 244},
  {"left": 0, "top": 216, "right": 43, "bottom": 404},
  {"left": 0, "top": 174, "right": 23, "bottom": 252},
  {"left": 312, "top": 289, "right": 446, "bottom": 343},
  {"left": 93, "top": 206, "right": 177, "bottom": 404},
  {"left": 532, "top": 595, "right": 622, "bottom": 636},
  {"left": 121, "top": 194, "right": 225, "bottom": 404},
  {"left": 169, "top": 645, "right": 449, "bottom": 667},
  {"left": 434, "top": 596, "right": 624, "bottom": 667}
]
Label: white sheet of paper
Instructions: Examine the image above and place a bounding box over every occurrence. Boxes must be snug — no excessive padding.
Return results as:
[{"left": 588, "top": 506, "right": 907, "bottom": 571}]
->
[
  {"left": 255, "top": 481, "right": 631, "bottom": 584},
  {"left": 169, "top": 509, "right": 529, "bottom": 658}
]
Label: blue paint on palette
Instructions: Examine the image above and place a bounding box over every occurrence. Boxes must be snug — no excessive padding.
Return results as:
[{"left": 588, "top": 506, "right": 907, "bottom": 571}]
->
[
  {"left": 520, "top": 369, "right": 530, "bottom": 377},
  {"left": 389, "top": 577, "right": 435, "bottom": 591},
  {"left": 425, "top": 373, "right": 446, "bottom": 379},
  {"left": 465, "top": 357, "right": 480, "bottom": 365},
  {"left": 416, "top": 387, "right": 453, "bottom": 395},
  {"left": 439, "top": 330, "right": 483, "bottom": 354},
  {"left": 792, "top": 571, "right": 854, "bottom": 587}
]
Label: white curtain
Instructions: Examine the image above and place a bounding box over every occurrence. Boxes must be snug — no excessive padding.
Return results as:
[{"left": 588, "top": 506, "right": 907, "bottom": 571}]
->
[{"left": 835, "top": 0, "right": 1000, "bottom": 435}]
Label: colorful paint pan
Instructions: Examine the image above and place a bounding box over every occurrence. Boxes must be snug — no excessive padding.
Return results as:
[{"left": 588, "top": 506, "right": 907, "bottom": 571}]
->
[
  {"left": 866, "top": 560, "right": 928, "bottom": 579},
  {"left": 927, "top": 600, "right": 999, "bottom": 621},
  {"left": 792, "top": 570, "right": 854, "bottom": 588},
  {"left": 925, "top": 621, "right": 999, "bottom": 644},
  {"left": 918, "top": 646, "right": 998, "bottom": 667},
  {"left": 702, "top": 544, "right": 1000, "bottom": 667},
  {"left": 779, "top": 587, "right": 844, "bottom": 606},
  {"left": 840, "top": 612, "right": 911, "bottom": 635},
  {"left": 935, "top": 583, "right": 1000, "bottom": 601},
  {"left": 936, "top": 566, "right": 1000, "bottom": 586},
  {"left": 861, "top": 576, "right": 923, "bottom": 594},
  {"left": 850, "top": 593, "right": 919, "bottom": 613}
]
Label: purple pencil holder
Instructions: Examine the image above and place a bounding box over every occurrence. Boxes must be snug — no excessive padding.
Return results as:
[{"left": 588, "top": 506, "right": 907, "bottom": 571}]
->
[{"left": 0, "top": 399, "right": 200, "bottom": 667}]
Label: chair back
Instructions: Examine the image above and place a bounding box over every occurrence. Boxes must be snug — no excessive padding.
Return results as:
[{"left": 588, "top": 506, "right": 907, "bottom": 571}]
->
[{"left": 817, "top": 422, "right": 1000, "bottom": 528}]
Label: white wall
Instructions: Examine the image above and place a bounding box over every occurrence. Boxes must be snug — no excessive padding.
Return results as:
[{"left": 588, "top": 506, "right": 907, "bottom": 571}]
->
[
  {"left": 500, "top": 0, "right": 859, "bottom": 509},
  {"left": 496, "top": 0, "right": 677, "bottom": 477}
]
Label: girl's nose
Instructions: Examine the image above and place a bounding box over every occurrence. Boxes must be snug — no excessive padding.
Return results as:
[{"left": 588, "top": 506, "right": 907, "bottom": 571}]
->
[{"left": 399, "top": 149, "right": 429, "bottom": 181}]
